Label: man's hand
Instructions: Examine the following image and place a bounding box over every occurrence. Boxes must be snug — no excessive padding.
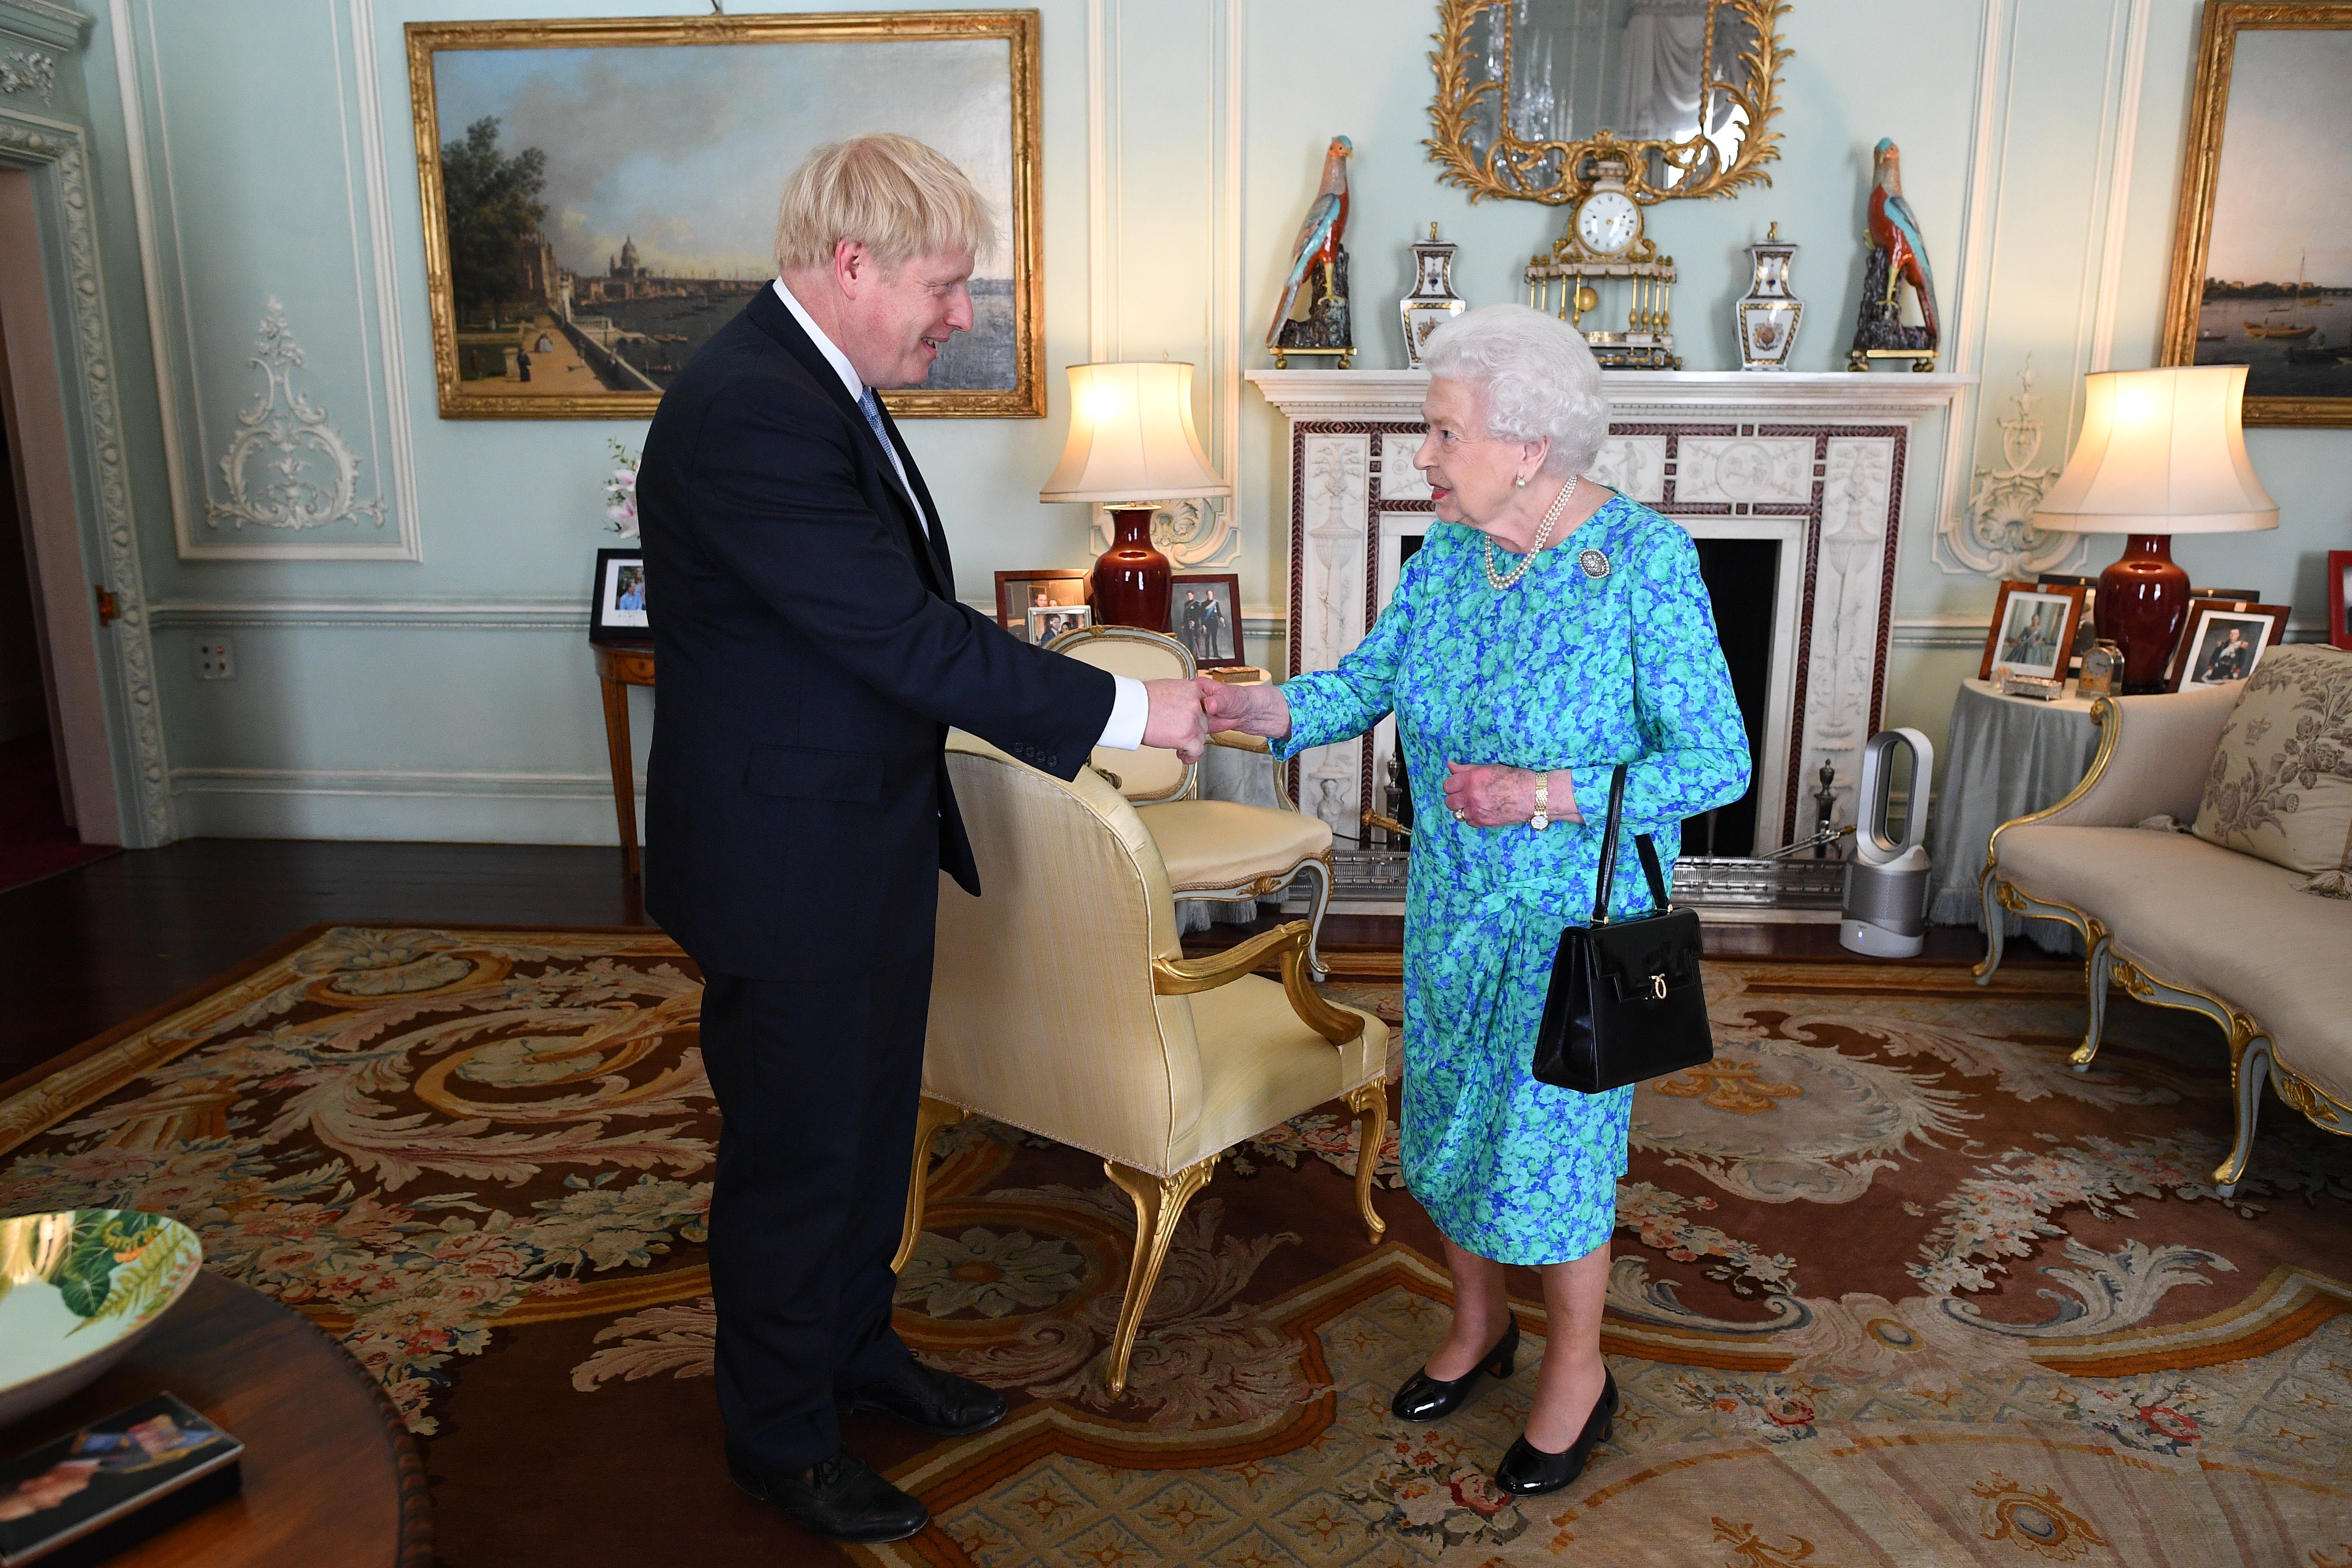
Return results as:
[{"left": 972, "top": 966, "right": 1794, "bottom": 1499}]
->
[
  {"left": 1141, "top": 679, "right": 1209, "bottom": 763},
  {"left": 1195, "top": 676, "right": 1292, "bottom": 741}
]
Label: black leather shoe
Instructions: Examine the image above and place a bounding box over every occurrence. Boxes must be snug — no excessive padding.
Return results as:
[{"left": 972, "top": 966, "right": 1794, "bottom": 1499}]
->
[
  {"left": 837, "top": 1357, "right": 1008, "bottom": 1436},
  {"left": 1494, "top": 1368, "right": 1620, "bottom": 1496},
  {"left": 730, "top": 1451, "right": 928, "bottom": 1544},
  {"left": 1390, "top": 1316, "right": 1520, "bottom": 1423}
]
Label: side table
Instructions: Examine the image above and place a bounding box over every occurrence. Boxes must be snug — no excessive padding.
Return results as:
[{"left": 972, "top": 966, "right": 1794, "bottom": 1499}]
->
[
  {"left": 4, "top": 1269, "right": 427, "bottom": 1566},
  {"left": 1926, "top": 678, "right": 2104, "bottom": 945},
  {"left": 591, "top": 640, "right": 654, "bottom": 880}
]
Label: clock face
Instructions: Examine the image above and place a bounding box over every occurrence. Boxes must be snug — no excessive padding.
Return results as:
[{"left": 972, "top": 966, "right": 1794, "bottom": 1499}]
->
[{"left": 1576, "top": 191, "right": 1640, "bottom": 256}]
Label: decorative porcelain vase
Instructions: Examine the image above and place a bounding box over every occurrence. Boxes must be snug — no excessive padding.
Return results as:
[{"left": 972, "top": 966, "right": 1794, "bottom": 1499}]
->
[
  {"left": 1735, "top": 223, "right": 1803, "bottom": 371},
  {"left": 1090, "top": 506, "right": 1171, "bottom": 632},
  {"left": 1399, "top": 223, "right": 1467, "bottom": 369}
]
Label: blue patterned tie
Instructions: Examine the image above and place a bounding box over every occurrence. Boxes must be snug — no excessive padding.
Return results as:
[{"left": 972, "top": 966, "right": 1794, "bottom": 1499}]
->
[{"left": 858, "top": 387, "right": 917, "bottom": 510}]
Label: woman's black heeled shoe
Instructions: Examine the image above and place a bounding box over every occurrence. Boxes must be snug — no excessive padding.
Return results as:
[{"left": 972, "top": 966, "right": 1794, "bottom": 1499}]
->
[
  {"left": 1493, "top": 1368, "right": 1619, "bottom": 1495},
  {"left": 1389, "top": 1317, "right": 1520, "bottom": 1423}
]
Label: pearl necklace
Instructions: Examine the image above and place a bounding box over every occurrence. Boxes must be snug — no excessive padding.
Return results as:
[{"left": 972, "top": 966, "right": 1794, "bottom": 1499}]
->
[{"left": 1482, "top": 475, "right": 1578, "bottom": 591}]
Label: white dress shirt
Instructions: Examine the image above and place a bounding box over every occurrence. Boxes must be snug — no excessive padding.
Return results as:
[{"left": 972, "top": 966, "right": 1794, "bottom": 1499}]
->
[{"left": 770, "top": 279, "right": 1146, "bottom": 751}]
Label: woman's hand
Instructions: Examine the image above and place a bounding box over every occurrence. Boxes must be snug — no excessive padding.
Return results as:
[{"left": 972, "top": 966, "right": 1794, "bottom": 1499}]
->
[
  {"left": 1443, "top": 762, "right": 1580, "bottom": 828},
  {"left": 1195, "top": 676, "right": 1291, "bottom": 741}
]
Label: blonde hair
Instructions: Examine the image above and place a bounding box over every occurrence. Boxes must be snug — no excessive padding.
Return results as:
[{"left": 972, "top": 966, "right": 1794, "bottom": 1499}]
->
[
  {"left": 773, "top": 133, "right": 997, "bottom": 274},
  {"left": 1422, "top": 303, "right": 1610, "bottom": 477}
]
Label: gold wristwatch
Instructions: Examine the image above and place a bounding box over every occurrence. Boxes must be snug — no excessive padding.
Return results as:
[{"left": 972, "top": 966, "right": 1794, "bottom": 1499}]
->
[{"left": 1531, "top": 773, "right": 1551, "bottom": 832}]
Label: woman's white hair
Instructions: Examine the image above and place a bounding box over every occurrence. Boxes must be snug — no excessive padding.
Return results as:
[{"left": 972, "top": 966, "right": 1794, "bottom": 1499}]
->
[{"left": 1421, "top": 303, "right": 1609, "bottom": 477}]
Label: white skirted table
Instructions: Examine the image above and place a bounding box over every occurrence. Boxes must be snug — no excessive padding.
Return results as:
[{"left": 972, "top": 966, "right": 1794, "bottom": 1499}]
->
[{"left": 1927, "top": 678, "right": 2104, "bottom": 951}]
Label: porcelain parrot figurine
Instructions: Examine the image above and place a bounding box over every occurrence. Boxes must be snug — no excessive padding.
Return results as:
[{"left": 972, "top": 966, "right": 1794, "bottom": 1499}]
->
[
  {"left": 1266, "top": 136, "right": 1353, "bottom": 349},
  {"left": 1867, "top": 137, "right": 1939, "bottom": 344}
]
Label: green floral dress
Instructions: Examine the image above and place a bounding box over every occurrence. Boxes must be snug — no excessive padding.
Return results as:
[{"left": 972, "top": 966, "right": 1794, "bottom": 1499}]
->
[{"left": 1277, "top": 495, "right": 1750, "bottom": 1265}]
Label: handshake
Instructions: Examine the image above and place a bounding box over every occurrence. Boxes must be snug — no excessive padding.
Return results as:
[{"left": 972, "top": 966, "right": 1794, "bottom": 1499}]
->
[{"left": 1138, "top": 677, "right": 1292, "bottom": 763}]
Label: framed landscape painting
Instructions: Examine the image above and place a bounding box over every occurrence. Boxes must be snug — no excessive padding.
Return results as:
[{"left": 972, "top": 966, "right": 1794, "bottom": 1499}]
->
[
  {"left": 405, "top": 11, "right": 1043, "bottom": 420},
  {"left": 2161, "top": 3, "right": 2352, "bottom": 427}
]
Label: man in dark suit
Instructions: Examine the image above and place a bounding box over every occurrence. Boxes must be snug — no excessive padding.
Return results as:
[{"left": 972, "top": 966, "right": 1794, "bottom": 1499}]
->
[{"left": 637, "top": 134, "right": 1208, "bottom": 1546}]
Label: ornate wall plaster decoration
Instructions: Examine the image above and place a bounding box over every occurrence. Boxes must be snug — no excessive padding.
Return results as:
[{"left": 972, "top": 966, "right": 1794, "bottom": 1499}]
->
[
  {"left": 0, "top": 109, "right": 173, "bottom": 844},
  {"left": 1936, "top": 364, "right": 2083, "bottom": 578},
  {"left": 0, "top": 48, "right": 56, "bottom": 102},
  {"left": 206, "top": 298, "right": 384, "bottom": 534}
]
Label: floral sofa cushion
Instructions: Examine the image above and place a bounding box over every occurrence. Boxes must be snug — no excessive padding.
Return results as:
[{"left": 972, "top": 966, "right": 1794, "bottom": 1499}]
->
[{"left": 2191, "top": 643, "right": 2352, "bottom": 897}]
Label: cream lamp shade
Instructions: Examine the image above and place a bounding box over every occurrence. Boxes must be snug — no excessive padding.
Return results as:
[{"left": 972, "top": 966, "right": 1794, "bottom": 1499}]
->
[
  {"left": 1040, "top": 362, "right": 1230, "bottom": 504},
  {"left": 2030, "top": 365, "right": 2276, "bottom": 535}
]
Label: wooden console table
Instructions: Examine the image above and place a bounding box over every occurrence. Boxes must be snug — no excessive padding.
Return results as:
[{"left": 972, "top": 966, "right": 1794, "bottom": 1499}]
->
[
  {"left": 591, "top": 640, "right": 654, "bottom": 879},
  {"left": 6, "top": 1269, "right": 428, "bottom": 1565}
]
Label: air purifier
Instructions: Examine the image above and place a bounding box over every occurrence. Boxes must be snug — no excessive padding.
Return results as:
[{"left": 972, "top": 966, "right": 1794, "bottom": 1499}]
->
[{"left": 1839, "top": 727, "right": 1935, "bottom": 958}]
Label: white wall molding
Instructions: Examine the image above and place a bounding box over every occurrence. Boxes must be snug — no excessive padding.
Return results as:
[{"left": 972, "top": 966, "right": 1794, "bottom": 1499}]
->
[
  {"left": 172, "top": 765, "right": 644, "bottom": 846},
  {"left": 1930, "top": 0, "right": 2014, "bottom": 584},
  {"left": 340, "top": 0, "right": 422, "bottom": 558},
  {"left": 2087, "top": 0, "right": 2149, "bottom": 373},
  {"left": 146, "top": 600, "right": 589, "bottom": 631}
]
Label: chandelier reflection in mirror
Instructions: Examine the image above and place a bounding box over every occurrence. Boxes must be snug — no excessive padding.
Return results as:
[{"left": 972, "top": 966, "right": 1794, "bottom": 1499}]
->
[{"left": 1427, "top": 0, "right": 1790, "bottom": 205}]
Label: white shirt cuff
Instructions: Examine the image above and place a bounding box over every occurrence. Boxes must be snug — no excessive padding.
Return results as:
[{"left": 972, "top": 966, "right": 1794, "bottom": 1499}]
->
[{"left": 1098, "top": 675, "right": 1148, "bottom": 751}]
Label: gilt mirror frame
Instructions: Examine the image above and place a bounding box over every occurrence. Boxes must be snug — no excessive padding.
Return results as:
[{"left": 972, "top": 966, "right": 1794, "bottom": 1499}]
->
[{"left": 1425, "top": 0, "right": 1792, "bottom": 206}]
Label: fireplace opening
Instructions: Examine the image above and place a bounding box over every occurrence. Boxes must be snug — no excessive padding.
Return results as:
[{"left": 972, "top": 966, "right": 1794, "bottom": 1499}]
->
[{"left": 1688, "top": 537, "right": 1778, "bottom": 857}]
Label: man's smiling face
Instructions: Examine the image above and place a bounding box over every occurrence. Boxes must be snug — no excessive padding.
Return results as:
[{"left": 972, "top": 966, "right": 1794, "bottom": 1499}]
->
[{"left": 838, "top": 247, "right": 975, "bottom": 389}]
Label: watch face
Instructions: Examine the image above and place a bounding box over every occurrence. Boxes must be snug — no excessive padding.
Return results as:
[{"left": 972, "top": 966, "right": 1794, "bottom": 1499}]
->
[{"left": 1576, "top": 191, "right": 1639, "bottom": 256}]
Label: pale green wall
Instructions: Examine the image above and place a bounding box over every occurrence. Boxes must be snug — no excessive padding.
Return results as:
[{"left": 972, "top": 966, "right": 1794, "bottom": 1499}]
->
[{"left": 53, "top": 0, "right": 2351, "bottom": 843}]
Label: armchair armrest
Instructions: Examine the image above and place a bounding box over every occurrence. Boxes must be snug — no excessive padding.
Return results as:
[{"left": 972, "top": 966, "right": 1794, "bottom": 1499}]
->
[
  {"left": 1209, "top": 730, "right": 1271, "bottom": 753},
  {"left": 1153, "top": 920, "right": 1366, "bottom": 1045},
  {"left": 1988, "top": 685, "right": 2237, "bottom": 863}
]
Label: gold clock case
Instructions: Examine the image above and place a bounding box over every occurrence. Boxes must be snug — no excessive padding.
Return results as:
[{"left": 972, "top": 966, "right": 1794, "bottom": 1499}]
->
[{"left": 1425, "top": 0, "right": 1792, "bottom": 208}]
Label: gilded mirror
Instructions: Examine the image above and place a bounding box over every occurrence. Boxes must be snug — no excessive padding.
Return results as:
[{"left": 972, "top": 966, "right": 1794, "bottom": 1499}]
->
[{"left": 1428, "top": 0, "right": 1790, "bottom": 204}]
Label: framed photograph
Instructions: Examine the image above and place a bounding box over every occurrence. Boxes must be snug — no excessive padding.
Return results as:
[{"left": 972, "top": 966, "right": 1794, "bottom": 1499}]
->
[
  {"left": 1979, "top": 580, "right": 2085, "bottom": 683},
  {"left": 996, "top": 569, "right": 1089, "bottom": 640},
  {"left": 2159, "top": 3, "right": 2352, "bottom": 427},
  {"left": 406, "top": 11, "right": 1044, "bottom": 421},
  {"left": 2330, "top": 550, "right": 2352, "bottom": 650},
  {"left": 1027, "top": 603, "right": 1092, "bottom": 645},
  {"left": 1171, "top": 573, "right": 1245, "bottom": 667},
  {"left": 588, "top": 548, "right": 650, "bottom": 643},
  {"left": 2170, "top": 599, "right": 2292, "bottom": 690}
]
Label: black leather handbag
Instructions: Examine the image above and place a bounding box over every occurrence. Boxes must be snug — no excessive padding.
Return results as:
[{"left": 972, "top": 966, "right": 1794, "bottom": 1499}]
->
[{"left": 1531, "top": 762, "right": 1713, "bottom": 1094}]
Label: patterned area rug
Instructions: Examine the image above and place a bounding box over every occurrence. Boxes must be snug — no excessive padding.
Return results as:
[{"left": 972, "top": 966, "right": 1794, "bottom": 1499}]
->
[{"left": 1, "top": 927, "right": 2347, "bottom": 1566}]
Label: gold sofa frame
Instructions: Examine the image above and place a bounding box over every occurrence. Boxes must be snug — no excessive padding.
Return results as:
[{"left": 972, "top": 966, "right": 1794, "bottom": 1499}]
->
[{"left": 1975, "top": 691, "right": 2350, "bottom": 1195}]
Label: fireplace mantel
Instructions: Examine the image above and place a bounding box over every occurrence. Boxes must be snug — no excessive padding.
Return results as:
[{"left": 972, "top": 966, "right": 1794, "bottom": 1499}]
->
[{"left": 1247, "top": 368, "right": 1976, "bottom": 856}]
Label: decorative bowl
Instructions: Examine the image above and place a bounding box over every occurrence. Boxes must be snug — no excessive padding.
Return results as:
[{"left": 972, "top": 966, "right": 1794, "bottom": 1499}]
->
[{"left": 0, "top": 1210, "right": 205, "bottom": 1431}]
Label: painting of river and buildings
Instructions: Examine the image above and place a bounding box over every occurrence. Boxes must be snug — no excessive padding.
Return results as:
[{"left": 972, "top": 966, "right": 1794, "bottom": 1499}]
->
[
  {"left": 2167, "top": 13, "right": 2352, "bottom": 424},
  {"left": 406, "top": 15, "right": 1043, "bottom": 419}
]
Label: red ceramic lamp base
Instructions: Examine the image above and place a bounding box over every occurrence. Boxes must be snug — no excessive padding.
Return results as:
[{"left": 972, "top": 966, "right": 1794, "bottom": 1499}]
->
[
  {"left": 2097, "top": 534, "right": 2191, "bottom": 694},
  {"left": 1090, "top": 506, "right": 1171, "bottom": 632}
]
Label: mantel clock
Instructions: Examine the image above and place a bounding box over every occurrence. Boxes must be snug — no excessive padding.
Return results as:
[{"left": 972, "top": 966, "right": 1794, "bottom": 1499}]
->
[{"left": 1525, "top": 154, "right": 1680, "bottom": 370}]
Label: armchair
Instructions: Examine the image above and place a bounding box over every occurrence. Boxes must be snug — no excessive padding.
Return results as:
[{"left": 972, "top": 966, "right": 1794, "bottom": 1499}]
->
[
  {"left": 902, "top": 732, "right": 1390, "bottom": 1394},
  {"left": 1046, "top": 625, "right": 1336, "bottom": 976}
]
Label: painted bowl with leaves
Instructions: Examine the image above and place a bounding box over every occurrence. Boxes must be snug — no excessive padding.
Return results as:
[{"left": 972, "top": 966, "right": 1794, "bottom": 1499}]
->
[{"left": 0, "top": 1209, "right": 205, "bottom": 1430}]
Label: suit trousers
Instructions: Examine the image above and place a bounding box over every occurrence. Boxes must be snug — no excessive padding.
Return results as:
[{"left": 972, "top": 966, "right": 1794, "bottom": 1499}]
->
[{"left": 695, "top": 901, "right": 939, "bottom": 1475}]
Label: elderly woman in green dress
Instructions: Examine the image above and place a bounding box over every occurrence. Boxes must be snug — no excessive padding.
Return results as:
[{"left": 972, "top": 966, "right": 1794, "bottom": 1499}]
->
[{"left": 1200, "top": 304, "right": 1750, "bottom": 1494}]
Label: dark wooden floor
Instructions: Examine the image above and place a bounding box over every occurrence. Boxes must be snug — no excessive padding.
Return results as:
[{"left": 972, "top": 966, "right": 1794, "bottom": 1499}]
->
[{"left": 2, "top": 839, "right": 2072, "bottom": 1092}]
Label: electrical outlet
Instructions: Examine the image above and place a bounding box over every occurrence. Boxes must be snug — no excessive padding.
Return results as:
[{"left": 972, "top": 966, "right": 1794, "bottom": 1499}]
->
[{"left": 195, "top": 638, "right": 235, "bottom": 681}]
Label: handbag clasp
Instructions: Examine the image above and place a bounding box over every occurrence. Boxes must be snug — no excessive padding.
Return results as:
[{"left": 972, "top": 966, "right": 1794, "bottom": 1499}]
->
[{"left": 1650, "top": 973, "right": 1667, "bottom": 1000}]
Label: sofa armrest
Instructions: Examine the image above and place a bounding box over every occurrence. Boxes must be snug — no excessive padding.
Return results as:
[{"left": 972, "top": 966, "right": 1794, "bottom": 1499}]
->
[{"left": 1992, "top": 684, "right": 2237, "bottom": 857}]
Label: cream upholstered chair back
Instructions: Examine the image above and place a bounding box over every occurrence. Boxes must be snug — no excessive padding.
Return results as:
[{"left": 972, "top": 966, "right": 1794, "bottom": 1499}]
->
[
  {"left": 925, "top": 732, "right": 1205, "bottom": 1168},
  {"left": 1045, "top": 624, "right": 1196, "bottom": 804}
]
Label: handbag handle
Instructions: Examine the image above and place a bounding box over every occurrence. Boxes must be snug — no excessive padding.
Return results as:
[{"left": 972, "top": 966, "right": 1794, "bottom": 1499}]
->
[{"left": 1588, "top": 762, "right": 1671, "bottom": 926}]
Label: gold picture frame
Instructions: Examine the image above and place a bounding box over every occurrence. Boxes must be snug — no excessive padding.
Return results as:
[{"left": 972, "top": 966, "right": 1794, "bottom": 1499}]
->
[
  {"left": 2159, "top": 2, "right": 2352, "bottom": 428},
  {"left": 1424, "top": 0, "right": 1791, "bottom": 207},
  {"left": 404, "top": 10, "right": 1045, "bottom": 421}
]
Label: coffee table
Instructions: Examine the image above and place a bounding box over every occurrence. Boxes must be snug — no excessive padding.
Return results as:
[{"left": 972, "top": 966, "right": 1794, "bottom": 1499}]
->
[{"left": 2, "top": 1270, "right": 429, "bottom": 1565}]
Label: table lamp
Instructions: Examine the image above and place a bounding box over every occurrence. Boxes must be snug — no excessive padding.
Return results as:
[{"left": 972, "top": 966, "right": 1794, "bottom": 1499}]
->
[
  {"left": 1040, "top": 361, "right": 1230, "bottom": 632},
  {"left": 2030, "top": 365, "right": 2276, "bottom": 693}
]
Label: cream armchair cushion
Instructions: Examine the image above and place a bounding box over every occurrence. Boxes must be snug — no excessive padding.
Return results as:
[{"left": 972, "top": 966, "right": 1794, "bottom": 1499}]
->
[
  {"left": 906, "top": 732, "right": 1388, "bottom": 1393},
  {"left": 1047, "top": 624, "right": 1337, "bottom": 973}
]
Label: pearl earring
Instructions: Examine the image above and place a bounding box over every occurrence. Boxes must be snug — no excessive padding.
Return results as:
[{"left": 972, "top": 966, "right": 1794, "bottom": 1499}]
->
[{"left": 1514, "top": 476, "right": 1527, "bottom": 487}]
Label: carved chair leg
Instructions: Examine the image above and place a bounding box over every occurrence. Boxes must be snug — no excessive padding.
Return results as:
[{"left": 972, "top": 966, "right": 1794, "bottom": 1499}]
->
[
  {"left": 1298, "top": 854, "right": 1335, "bottom": 980},
  {"left": 1343, "top": 1077, "right": 1389, "bottom": 1244},
  {"left": 1101, "top": 1155, "right": 1218, "bottom": 1396},
  {"left": 1972, "top": 867, "right": 2006, "bottom": 985},
  {"left": 2069, "top": 923, "right": 2113, "bottom": 1072},
  {"left": 891, "top": 1096, "right": 968, "bottom": 1275},
  {"left": 2214, "top": 1025, "right": 2273, "bottom": 1198}
]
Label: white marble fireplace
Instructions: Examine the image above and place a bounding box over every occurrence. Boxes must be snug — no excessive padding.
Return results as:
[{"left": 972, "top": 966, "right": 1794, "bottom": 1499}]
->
[{"left": 1247, "top": 370, "right": 1975, "bottom": 855}]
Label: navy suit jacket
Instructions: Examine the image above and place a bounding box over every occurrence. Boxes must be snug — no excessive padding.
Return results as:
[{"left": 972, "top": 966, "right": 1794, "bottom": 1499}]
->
[{"left": 638, "top": 286, "right": 1113, "bottom": 979}]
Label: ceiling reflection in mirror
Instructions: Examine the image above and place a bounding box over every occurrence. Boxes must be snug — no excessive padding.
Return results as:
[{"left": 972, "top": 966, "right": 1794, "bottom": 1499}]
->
[{"left": 1430, "top": 0, "right": 1788, "bottom": 205}]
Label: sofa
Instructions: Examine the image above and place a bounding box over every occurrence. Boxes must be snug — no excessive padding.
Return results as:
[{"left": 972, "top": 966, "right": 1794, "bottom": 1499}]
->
[{"left": 1975, "top": 651, "right": 2352, "bottom": 1196}]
